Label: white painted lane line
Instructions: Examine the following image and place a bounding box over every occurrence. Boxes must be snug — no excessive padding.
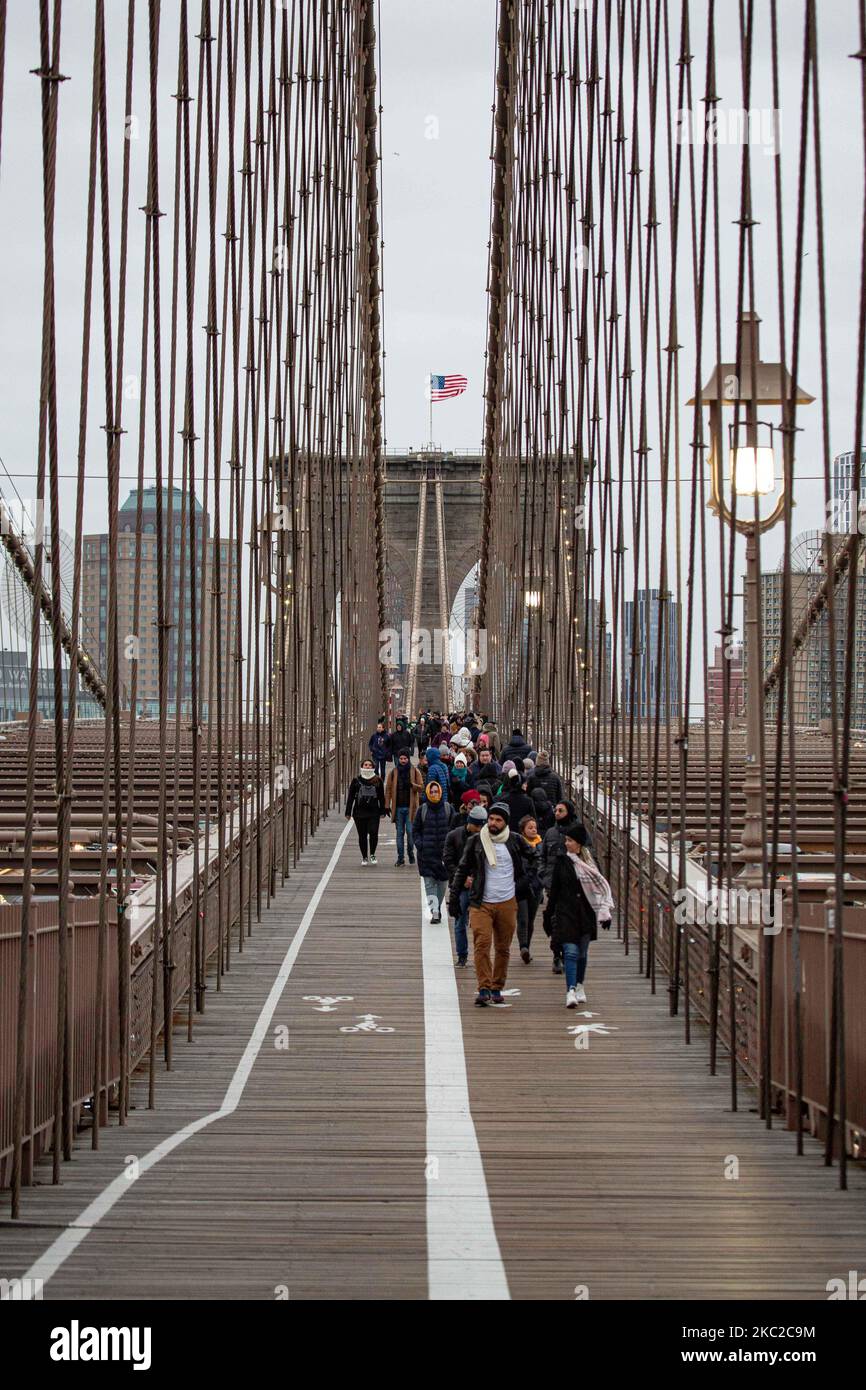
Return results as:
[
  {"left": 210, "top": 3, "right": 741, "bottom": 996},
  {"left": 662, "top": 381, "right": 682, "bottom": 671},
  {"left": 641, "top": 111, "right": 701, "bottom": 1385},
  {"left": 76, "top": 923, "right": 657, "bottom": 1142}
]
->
[
  {"left": 420, "top": 882, "right": 510, "bottom": 1301},
  {"left": 17, "top": 820, "right": 353, "bottom": 1299}
]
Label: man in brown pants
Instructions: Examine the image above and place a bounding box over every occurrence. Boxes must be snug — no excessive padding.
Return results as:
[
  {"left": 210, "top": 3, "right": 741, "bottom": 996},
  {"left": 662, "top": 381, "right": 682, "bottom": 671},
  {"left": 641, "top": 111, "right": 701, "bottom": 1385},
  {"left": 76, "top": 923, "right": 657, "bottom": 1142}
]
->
[{"left": 448, "top": 802, "right": 529, "bottom": 1007}]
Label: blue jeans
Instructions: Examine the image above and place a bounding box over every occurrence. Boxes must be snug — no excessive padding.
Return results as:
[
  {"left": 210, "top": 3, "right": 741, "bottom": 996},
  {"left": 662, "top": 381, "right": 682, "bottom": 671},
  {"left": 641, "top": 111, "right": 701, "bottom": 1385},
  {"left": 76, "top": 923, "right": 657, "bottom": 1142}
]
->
[
  {"left": 562, "top": 937, "right": 590, "bottom": 988},
  {"left": 451, "top": 887, "right": 470, "bottom": 958},
  {"left": 395, "top": 805, "right": 414, "bottom": 862},
  {"left": 424, "top": 876, "right": 447, "bottom": 916},
  {"left": 374, "top": 757, "right": 388, "bottom": 779}
]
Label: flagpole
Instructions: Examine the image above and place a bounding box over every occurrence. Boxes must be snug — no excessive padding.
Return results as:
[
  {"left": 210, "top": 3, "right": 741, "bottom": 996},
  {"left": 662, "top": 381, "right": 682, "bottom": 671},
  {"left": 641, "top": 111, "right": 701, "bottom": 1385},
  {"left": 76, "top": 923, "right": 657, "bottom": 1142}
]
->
[{"left": 428, "top": 372, "right": 433, "bottom": 449}]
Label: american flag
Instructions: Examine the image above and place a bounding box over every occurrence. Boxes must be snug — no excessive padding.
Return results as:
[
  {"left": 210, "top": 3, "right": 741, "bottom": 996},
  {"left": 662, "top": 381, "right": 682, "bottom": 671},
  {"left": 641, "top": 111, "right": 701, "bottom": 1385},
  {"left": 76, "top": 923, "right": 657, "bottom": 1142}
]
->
[{"left": 429, "top": 373, "right": 468, "bottom": 402}]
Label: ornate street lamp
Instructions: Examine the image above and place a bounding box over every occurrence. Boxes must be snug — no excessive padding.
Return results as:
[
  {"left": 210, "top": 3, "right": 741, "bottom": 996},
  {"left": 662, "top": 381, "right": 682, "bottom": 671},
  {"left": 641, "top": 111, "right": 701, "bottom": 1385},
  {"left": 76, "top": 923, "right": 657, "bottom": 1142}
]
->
[{"left": 689, "top": 311, "right": 814, "bottom": 884}]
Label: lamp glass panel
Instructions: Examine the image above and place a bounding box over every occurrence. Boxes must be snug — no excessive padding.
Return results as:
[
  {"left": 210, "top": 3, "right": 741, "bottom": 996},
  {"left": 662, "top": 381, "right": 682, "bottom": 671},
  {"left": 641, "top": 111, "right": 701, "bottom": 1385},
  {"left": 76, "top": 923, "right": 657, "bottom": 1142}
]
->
[
  {"left": 729, "top": 444, "right": 775, "bottom": 496},
  {"left": 524, "top": 590, "right": 541, "bottom": 608}
]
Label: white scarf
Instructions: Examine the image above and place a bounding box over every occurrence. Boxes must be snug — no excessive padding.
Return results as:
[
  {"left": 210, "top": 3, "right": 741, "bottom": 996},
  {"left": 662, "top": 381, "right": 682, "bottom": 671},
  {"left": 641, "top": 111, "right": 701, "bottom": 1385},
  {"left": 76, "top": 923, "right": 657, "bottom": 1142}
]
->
[
  {"left": 480, "top": 822, "right": 510, "bottom": 866},
  {"left": 567, "top": 851, "right": 615, "bottom": 920},
  {"left": 360, "top": 767, "right": 376, "bottom": 781}
]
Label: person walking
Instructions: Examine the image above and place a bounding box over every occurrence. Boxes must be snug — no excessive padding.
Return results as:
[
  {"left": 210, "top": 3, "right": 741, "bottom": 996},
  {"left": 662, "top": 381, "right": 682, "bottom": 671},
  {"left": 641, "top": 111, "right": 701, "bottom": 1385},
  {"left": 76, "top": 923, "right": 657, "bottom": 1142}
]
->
[
  {"left": 499, "top": 727, "right": 535, "bottom": 765},
  {"left": 424, "top": 744, "right": 450, "bottom": 794},
  {"left": 543, "top": 821, "right": 614, "bottom": 1007},
  {"left": 529, "top": 784, "right": 555, "bottom": 836},
  {"left": 385, "top": 749, "right": 423, "bottom": 866},
  {"left": 444, "top": 802, "right": 488, "bottom": 966},
  {"left": 368, "top": 720, "right": 392, "bottom": 780},
  {"left": 449, "top": 751, "right": 471, "bottom": 808},
  {"left": 504, "top": 767, "right": 534, "bottom": 826},
  {"left": 345, "top": 758, "right": 386, "bottom": 865},
  {"left": 413, "top": 780, "right": 454, "bottom": 923},
  {"left": 516, "top": 814, "right": 544, "bottom": 963},
  {"left": 449, "top": 802, "right": 530, "bottom": 1007},
  {"left": 539, "top": 799, "right": 579, "bottom": 974},
  {"left": 468, "top": 745, "right": 501, "bottom": 791},
  {"left": 391, "top": 715, "right": 415, "bottom": 761},
  {"left": 526, "top": 749, "right": 563, "bottom": 806}
]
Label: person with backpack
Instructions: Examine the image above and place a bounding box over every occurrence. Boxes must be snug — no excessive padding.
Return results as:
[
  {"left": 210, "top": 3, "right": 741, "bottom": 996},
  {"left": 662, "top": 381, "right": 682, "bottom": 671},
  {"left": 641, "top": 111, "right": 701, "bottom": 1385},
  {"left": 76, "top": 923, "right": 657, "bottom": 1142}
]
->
[
  {"left": 527, "top": 750, "right": 564, "bottom": 806},
  {"left": 345, "top": 758, "right": 386, "bottom": 865},
  {"left": 413, "top": 779, "right": 454, "bottom": 923},
  {"left": 448, "top": 802, "right": 530, "bottom": 1007},
  {"left": 368, "top": 720, "right": 392, "bottom": 779},
  {"left": 516, "top": 813, "right": 544, "bottom": 963},
  {"left": 542, "top": 821, "right": 615, "bottom": 1007},
  {"left": 384, "top": 749, "right": 423, "bottom": 866},
  {"left": 444, "top": 802, "right": 487, "bottom": 966},
  {"left": 529, "top": 785, "right": 555, "bottom": 836}
]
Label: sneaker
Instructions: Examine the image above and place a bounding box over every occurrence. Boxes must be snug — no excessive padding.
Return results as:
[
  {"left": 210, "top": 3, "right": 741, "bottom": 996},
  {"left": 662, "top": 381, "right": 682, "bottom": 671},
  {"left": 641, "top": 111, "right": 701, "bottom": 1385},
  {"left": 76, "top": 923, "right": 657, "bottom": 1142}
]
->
[
  {"left": 575, "top": 983, "right": 587, "bottom": 1004},
  {"left": 566, "top": 987, "right": 578, "bottom": 1009},
  {"left": 369, "top": 854, "right": 378, "bottom": 865},
  {"left": 360, "top": 858, "right": 368, "bottom": 866},
  {"left": 489, "top": 989, "right": 505, "bottom": 1005},
  {"left": 552, "top": 956, "right": 563, "bottom": 975},
  {"left": 456, "top": 955, "right": 468, "bottom": 967},
  {"left": 395, "top": 859, "right": 404, "bottom": 867},
  {"left": 475, "top": 988, "right": 491, "bottom": 1007},
  {"left": 520, "top": 946, "right": 531, "bottom": 964}
]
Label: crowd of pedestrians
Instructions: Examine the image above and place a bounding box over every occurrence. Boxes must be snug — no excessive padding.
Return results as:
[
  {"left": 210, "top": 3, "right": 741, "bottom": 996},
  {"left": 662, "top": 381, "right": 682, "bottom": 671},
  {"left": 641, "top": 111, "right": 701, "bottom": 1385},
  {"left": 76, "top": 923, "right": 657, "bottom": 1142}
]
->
[{"left": 346, "top": 710, "right": 615, "bottom": 1010}]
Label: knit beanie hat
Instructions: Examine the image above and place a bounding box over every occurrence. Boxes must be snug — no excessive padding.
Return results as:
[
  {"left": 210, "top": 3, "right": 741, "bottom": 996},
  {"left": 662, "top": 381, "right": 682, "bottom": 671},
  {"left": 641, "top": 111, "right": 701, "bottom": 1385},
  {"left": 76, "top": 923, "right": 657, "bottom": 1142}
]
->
[
  {"left": 468, "top": 805, "right": 488, "bottom": 825},
  {"left": 535, "top": 750, "right": 550, "bottom": 767},
  {"left": 501, "top": 759, "right": 516, "bottom": 774},
  {"left": 461, "top": 789, "right": 481, "bottom": 806},
  {"left": 562, "top": 819, "right": 588, "bottom": 845},
  {"left": 507, "top": 768, "right": 520, "bottom": 781},
  {"left": 489, "top": 801, "right": 511, "bottom": 825},
  {"left": 454, "top": 753, "right": 468, "bottom": 767}
]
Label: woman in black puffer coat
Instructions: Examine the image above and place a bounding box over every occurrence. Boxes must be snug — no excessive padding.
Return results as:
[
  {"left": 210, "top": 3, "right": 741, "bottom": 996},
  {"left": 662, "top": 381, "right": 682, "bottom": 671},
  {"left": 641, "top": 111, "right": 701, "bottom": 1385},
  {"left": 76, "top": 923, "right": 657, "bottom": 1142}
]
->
[{"left": 413, "top": 780, "right": 454, "bottom": 923}]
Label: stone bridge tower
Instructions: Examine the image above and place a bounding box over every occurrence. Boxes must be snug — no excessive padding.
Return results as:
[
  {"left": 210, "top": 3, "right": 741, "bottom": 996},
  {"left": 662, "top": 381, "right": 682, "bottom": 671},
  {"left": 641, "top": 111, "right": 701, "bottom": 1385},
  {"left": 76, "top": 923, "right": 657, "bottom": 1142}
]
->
[{"left": 383, "top": 452, "right": 483, "bottom": 715}]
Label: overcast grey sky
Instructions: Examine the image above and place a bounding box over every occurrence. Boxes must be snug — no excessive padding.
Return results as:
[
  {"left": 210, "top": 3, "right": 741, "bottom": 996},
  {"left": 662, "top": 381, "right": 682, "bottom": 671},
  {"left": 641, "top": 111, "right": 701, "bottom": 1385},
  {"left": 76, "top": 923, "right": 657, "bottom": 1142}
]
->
[{"left": 0, "top": 2, "right": 864, "bottom": 711}]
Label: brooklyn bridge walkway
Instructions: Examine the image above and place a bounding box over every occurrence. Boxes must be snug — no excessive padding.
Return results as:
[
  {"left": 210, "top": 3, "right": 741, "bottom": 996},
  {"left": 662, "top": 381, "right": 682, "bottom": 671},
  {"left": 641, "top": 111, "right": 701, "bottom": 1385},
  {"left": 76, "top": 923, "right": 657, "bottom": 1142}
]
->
[{"left": 2, "top": 814, "right": 863, "bottom": 1303}]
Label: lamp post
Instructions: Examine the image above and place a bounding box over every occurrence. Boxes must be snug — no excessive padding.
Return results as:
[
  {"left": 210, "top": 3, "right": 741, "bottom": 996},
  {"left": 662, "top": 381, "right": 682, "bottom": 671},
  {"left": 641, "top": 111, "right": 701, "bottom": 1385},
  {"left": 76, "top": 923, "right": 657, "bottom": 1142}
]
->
[{"left": 690, "top": 311, "right": 814, "bottom": 885}]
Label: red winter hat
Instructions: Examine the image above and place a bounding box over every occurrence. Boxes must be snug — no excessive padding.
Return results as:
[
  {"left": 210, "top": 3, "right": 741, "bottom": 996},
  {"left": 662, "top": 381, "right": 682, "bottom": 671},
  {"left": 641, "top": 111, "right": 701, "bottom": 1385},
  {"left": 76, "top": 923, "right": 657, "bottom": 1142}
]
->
[{"left": 461, "top": 789, "right": 481, "bottom": 806}]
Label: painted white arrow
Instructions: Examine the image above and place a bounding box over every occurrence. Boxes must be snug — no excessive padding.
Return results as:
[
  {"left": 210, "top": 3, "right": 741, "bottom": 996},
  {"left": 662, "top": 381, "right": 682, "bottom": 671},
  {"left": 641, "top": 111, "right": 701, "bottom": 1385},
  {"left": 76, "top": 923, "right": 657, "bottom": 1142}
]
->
[
  {"left": 566, "top": 1022, "right": 619, "bottom": 1037},
  {"left": 303, "top": 994, "right": 354, "bottom": 1012}
]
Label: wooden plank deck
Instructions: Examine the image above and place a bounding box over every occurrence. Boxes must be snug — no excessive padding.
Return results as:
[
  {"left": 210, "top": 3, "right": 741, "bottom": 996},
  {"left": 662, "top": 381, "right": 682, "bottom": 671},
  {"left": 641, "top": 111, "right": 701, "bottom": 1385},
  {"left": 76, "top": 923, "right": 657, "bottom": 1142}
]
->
[{"left": 2, "top": 808, "right": 864, "bottom": 1300}]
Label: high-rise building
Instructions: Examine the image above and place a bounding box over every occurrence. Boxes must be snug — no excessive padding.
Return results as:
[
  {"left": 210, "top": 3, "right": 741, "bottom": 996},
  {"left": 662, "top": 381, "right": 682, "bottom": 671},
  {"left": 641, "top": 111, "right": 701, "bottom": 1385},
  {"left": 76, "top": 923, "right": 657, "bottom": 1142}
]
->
[
  {"left": 586, "top": 598, "right": 613, "bottom": 715},
  {"left": 82, "top": 487, "right": 236, "bottom": 719},
  {"left": 622, "top": 588, "right": 681, "bottom": 722},
  {"left": 831, "top": 446, "right": 866, "bottom": 535},
  {"left": 706, "top": 642, "right": 745, "bottom": 719},
  {"left": 761, "top": 530, "right": 866, "bottom": 728}
]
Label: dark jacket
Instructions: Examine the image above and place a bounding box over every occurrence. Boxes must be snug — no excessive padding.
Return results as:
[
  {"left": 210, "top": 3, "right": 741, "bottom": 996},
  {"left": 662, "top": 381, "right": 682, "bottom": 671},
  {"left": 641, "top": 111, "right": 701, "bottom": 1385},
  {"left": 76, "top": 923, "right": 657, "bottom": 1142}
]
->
[
  {"left": 500, "top": 734, "right": 535, "bottom": 765},
  {"left": 444, "top": 822, "right": 471, "bottom": 883},
  {"left": 345, "top": 775, "right": 385, "bottom": 819},
  {"left": 468, "top": 758, "right": 501, "bottom": 789},
  {"left": 505, "top": 785, "right": 534, "bottom": 826},
  {"left": 520, "top": 837, "right": 544, "bottom": 903},
  {"left": 368, "top": 730, "right": 392, "bottom": 761},
  {"left": 413, "top": 799, "right": 454, "bottom": 880},
  {"left": 528, "top": 765, "right": 563, "bottom": 806},
  {"left": 448, "top": 768, "right": 471, "bottom": 809},
  {"left": 449, "top": 830, "right": 530, "bottom": 912},
  {"left": 391, "top": 722, "right": 415, "bottom": 758},
  {"left": 529, "top": 787, "right": 555, "bottom": 836},
  {"left": 539, "top": 821, "right": 568, "bottom": 890},
  {"left": 542, "top": 852, "right": 599, "bottom": 947}
]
